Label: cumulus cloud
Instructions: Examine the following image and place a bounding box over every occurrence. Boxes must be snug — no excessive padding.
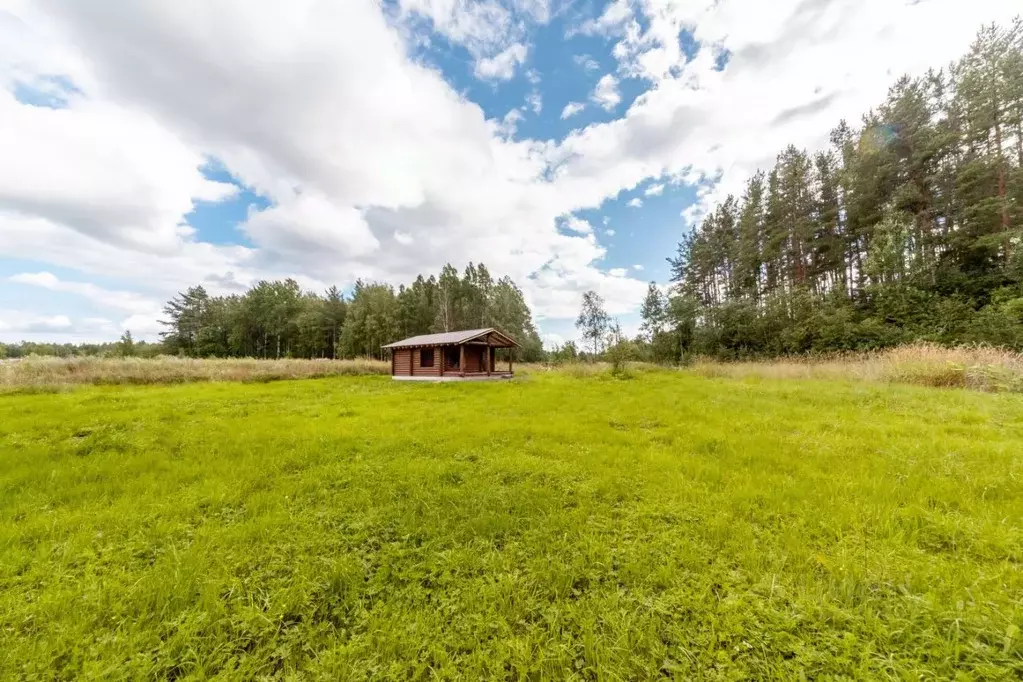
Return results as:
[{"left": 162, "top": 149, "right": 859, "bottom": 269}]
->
[
  {"left": 562, "top": 216, "right": 593, "bottom": 234},
  {"left": 591, "top": 74, "right": 621, "bottom": 110},
  {"left": 526, "top": 90, "right": 542, "bottom": 114},
  {"left": 498, "top": 108, "right": 524, "bottom": 136},
  {"left": 632, "top": 264, "right": 644, "bottom": 271},
  {"left": 573, "top": 0, "right": 632, "bottom": 37},
  {"left": 644, "top": 183, "right": 664, "bottom": 196},
  {"left": 627, "top": 197, "right": 643, "bottom": 208},
  {"left": 573, "top": 54, "right": 599, "bottom": 72},
  {"left": 474, "top": 42, "right": 529, "bottom": 80},
  {"left": 560, "top": 101, "right": 585, "bottom": 119},
  {"left": 0, "top": 88, "right": 236, "bottom": 253}
]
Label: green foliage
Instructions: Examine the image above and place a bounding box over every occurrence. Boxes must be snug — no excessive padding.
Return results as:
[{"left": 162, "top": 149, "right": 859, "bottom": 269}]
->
[
  {"left": 575, "top": 290, "right": 610, "bottom": 356},
  {"left": 669, "top": 20, "right": 1023, "bottom": 358},
  {"left": 2, "top": 372, "right": 1023, "bottom": 677},
  {"left": 158, "top": 263, "right": 544, "bottom": 361},
  {"left": 604, "top": 319, "right": 634, "bottom": 377},
  {"left": 546, "top": 340, "right": 578, "bottom": 365},
  {"left": 0, "top": 339, "right": 163, "bottom": 359},
  {"left": 116, "top": 330, "right": 136, "bottom": 358}
]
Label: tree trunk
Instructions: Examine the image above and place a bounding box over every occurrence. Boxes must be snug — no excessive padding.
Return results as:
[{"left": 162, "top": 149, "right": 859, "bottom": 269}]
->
[{"left": 995, "top": 103, "right": 1011, "bottom": 260}]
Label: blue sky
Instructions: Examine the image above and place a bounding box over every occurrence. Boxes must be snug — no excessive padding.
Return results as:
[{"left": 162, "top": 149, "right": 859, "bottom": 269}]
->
[{"left": 0, "top": 0, "right": 1015, "bottom": 345}]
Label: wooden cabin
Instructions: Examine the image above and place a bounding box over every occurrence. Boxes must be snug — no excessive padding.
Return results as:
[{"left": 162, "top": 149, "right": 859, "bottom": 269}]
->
[{"left": 382, "top": 328, "right": 518, "bottom": 381}]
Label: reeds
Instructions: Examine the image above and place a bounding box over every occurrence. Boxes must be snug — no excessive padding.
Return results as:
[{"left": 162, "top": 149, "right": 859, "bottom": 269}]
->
[
  {"left": 0, "top": 356, "right": 390, "bottom": 390},
  {"left": 689, "top": 343, "right": 1023, "bottom": 392}
]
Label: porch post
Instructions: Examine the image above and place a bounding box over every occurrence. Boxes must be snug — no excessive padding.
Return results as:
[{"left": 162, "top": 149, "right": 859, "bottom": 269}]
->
[
  {"left": 459, "top": 344, "right": 465, "bottom": 377},
  {"left": 509, "top": 347, "right": 513, "bottom": 375},
  {"left": 439, "top": 346, "right": 444, "bottom": 377},
  {"left": 484, "top": 342, "right": 490, "bottom": 376}
]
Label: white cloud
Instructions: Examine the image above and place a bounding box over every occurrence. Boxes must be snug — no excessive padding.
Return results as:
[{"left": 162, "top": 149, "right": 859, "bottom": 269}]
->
[
  {"left": 541, "top": 331, "right": 566, "bottom": 349},
  {"left": 241, "top": 193, "right": 380, "bottom": 262},
  {"left": 609, "top": 267, "right": 627, "bottom": 277},
  {"left": 0, "top": 311, "right": 72, "bottom": 334},
  {"left": 573, "top": 0, "right": 632, "bottom": 37},
  {"left": 526, "top": 90, "right": 542, "bottom": 114},
  {"left": 561, "top": 101, "right": 585, "bottom": 119},
  {"left": 644, "top": 183, "right": 664, "bottom": 196},
  {"left": 9, "top": 271, "right": 160, "bottom": 315},
  {"left": 632, "top": 264, "right": 643, "bottom": 271},
  {"left": 562, "top": 216, "right": 593, "bottom": 234},
  {"left": 394, "top": 231, "right": 414, "bottom": 246},
  {"left": 525, "top": 68, "right": 541, "bottom": 85},
  {"left": 0, "top": 88, "right": 236, "bottom": 253},
  {"left": 604, "top": 229, "right": 616, "bottom": 236},
  {"left": 498, "top": 108, "right": 524, "bottom": 136},
  {"left": 119, "top": 313, "right": 164, "bottom": 337},
  {"left": 627, "top": 197, "right": 643, "bottom": 208},
  {"left": 573, "top": 54, "right": 600, "bottom": 72},
  {"left": 8, "top": 271, "right": 167, "bottom": 339},
  {"left": 591, "top": 74, "right": 621, "bottom": 110},
  {"left": 474, "top": 42, "right": 529, "bottom": 81},
  {"left": 0, "top": 309, "right": 125, "bottom": 341}
]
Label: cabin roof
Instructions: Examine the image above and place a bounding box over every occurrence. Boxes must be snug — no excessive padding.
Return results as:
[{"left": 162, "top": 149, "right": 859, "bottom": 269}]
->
[{"left": 381, "top": 328, "right": 518, "bottom": 349}]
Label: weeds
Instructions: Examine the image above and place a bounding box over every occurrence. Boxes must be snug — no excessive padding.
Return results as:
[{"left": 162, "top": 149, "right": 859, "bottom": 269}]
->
[
  {"left": 0, "top": 356, "right": 389, "bottom": 390},
  {"left": 689, "top": 342, "right": 1023, "bottom": 393}
]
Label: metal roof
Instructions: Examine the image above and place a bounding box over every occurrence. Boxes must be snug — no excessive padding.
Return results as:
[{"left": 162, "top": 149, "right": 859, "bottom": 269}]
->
[{"left": 381, "top": 328, "right": 518, "bottom": 349}]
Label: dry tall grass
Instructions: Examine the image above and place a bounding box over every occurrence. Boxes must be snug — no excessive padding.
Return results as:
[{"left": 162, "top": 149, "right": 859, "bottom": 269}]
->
[
  {"left": 690, "top": 343, "right": 1023, "bottom": 392},
  {"left": 0, "top": 356, "right": 389, "bottom": 390}
]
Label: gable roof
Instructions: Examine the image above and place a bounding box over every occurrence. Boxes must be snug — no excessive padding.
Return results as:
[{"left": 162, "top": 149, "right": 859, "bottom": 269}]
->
[{"left": 381, "top": 328, "right": 518, "bottom": 349}]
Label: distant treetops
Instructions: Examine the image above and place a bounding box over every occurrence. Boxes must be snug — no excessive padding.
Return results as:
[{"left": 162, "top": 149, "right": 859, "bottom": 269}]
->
[{"left": 159, "top": 263, "right": 545, "bottom": 361}]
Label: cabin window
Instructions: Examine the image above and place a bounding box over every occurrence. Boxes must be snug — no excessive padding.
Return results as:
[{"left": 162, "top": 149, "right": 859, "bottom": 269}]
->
[
  {"left": 446, "top": 347, "right": 460, "bottom": 369},
  {"left": 420, "top": 348, "right": 435, "bottom": 367}
]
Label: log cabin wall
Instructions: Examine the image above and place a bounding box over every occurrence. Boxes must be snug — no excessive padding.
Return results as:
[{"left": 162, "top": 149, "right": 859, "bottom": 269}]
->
[
  {"left": 392, "top": 348, "right": 412, "bottom": 375},
  {"left": 463, "top": 345, "right": 483, "bottom": 373},
  {"left": 442, "top": 347, "right": 460, "bottom": 373},
  {"left": 411, "top": 346, "right": 440, "bottom": 376}
]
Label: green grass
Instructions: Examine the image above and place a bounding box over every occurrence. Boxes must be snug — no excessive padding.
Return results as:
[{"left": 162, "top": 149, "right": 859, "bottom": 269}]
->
[{"left": 2, "top": 370, "right": 1023, "bottom": 679}]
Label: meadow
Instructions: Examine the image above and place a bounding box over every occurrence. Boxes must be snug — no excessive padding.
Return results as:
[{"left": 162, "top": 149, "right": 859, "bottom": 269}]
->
[{"left": 2, "top": 368, "right": 1022, "bottom": 679}]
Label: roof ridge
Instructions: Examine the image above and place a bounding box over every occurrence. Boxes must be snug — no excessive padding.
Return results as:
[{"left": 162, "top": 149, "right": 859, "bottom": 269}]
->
[{"left": 381, "top": 327, "right": 517, "bottom": 349}]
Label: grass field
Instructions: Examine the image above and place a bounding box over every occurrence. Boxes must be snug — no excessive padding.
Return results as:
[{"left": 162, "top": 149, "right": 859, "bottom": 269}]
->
[{"left": 2, "top": 370, "right": 1023, "bottom": 679}]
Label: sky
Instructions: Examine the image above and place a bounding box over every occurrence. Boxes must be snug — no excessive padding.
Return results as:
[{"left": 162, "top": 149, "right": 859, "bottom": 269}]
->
[{"left": 0, "top": 0, "right": 1018, "bottom": 348}]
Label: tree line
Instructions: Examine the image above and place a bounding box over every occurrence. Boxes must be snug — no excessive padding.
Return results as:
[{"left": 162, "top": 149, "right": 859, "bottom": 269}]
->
[
  {"left": 626, "top": 20, "right": 1023, "bottom": 361},
  {"left": 159, "top": 263, "right": 545, "bottom": 361},
  {"left": 0, "top": 335, "right": 160, "bottom": 360}
]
